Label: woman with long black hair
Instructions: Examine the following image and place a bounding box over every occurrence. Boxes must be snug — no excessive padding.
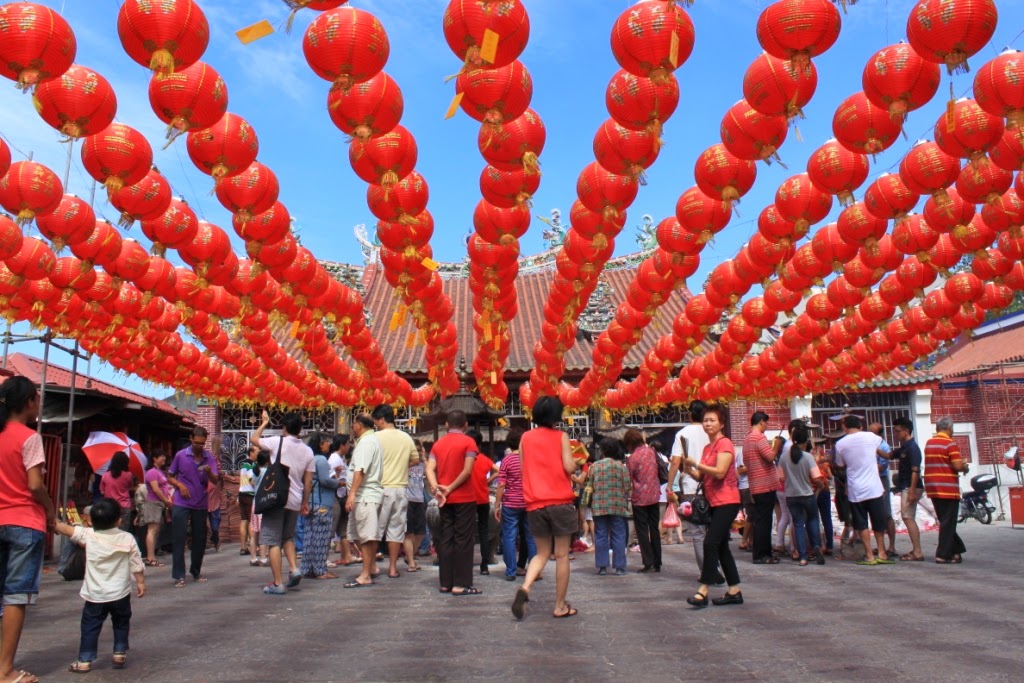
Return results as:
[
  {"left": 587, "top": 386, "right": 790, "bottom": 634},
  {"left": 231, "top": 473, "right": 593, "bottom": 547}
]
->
[
  {"left": 680, "top": 404, "right": 743, "bottom": 608},
  {"left": 0, "top": 376, "right": 55, "bottom": 683},
  {"left": 778, "top": 423, "right": 826, "bottom": 566},
  {"left": 100, "top": 451, "right": 135, "bottom": 532}
]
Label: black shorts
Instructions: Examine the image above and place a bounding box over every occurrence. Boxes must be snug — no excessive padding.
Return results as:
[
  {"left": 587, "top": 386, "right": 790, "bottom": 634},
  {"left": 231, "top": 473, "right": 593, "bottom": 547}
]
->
[
  {"left": 527, "top": 504, "right": 579, "bottom": 539},
  {"left": 849, "top": 495, "right": 890, "bottom": 533},
  {"left": 238, "top": 493, "right": 254, "bottom": 521},
  {"left": 406, "top": 501, "right": 426, "bottom": 536}
]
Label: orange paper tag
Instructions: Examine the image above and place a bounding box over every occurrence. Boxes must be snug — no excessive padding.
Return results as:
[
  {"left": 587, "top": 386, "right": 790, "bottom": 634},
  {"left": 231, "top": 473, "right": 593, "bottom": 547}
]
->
[
  {"left": 480, "top": 29, "right": 500, "bottom": 65},
  {"left": 490, "top": 371, "right": 497, "bottom": 385},
  {"left": 945, "top": 99, "right": 956, "bottom": 132},
  {"left": 421, "top": 257, "right": 440, "bottom": 270},
  {"left": 289, "top": 320, "right": 299, "bottom": 338},
  {"left": 236, "top": 19, "right": 274, "bottom": 45},
  {"left": 498, "top": 418, "right": 508, "bottom": 427},
  {"left": 483, "top": 322, "right": 493, "bottom": 341},
  {"left": 493, "top": 335, "right": 500, "bottom": 351},
  {"left": 405, "top": 331, "right": 416, "bottom": 348},
  {"left": 669, "top": 32, "right": 680, "bottom": 69},
  {"left": 445, "top": 92, "right": 464, "bottom": 120}
]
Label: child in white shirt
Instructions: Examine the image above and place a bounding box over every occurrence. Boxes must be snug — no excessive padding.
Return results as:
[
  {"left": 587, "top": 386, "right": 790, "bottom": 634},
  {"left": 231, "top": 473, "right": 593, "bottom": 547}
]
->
[{"left": 55, "top": 497, "right": 145, "bottom": 674}]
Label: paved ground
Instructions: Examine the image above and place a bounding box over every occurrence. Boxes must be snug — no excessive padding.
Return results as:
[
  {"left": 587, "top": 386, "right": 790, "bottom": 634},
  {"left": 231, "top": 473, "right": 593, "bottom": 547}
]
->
[{"left": 11, "top": 521, "right": 1024, "bottom": 682}]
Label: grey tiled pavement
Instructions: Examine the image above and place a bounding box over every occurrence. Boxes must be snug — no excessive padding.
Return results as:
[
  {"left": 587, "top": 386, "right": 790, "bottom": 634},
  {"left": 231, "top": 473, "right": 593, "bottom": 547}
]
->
[{"left": 13, "top": 521, "right": 1024, "bottom": 682}]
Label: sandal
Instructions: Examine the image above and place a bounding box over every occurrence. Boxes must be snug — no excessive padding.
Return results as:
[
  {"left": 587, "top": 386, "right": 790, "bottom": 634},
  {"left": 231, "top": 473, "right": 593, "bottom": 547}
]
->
[
  {"left": 249, "top": 559, "right": 261, "bottom": 567},
  {"left": 174, "top": 578, "right": 186, "bottom": 588},
  {"left": 68, "top": 661, "right": 92, "bottom": 674},
  {"left": 112, "top": 652, "right": 126, "bottom": 669},
  {"left": 553, "top": 603, "right": 578, "bottom": 618},
  {"left": 11, "top": 671, "right": 40, "bottom": 683},
  {"left": 753, "top": 557, "right": 780, "bottom": 565},
  {"left": 407, "top": 566, "right": 421, "bottom": 572},
  {"left": 315, "top": 572, "right": 339, "bottom": 580},
  {"left": 451, "top": 586, "right": 482, "bottom": 596},
  {"left": 899, "top": 553, "right": 924, "bottom": 562},
  {"left": 192, "top": 575, "right": 208, "bottom": 583},
  {"left": 798, "top": 559, "right": 808, "bottom": 566},
  {"left": 511, "top": 587, "right": 529, "bottom": 619},
  {"left": 143, "top": 559, "right": 164, "bottom": 567}
]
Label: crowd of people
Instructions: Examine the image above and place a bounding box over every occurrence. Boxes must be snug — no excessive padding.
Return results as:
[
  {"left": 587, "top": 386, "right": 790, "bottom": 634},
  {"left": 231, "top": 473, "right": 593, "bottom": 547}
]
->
[{"left": 0, "top": 372, "right": 988, "bottom": 679}]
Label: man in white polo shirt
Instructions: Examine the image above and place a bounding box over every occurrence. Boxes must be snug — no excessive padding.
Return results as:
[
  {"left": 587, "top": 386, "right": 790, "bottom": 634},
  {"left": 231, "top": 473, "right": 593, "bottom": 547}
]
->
[
  {"left": 345, "top": 414, "right": 383, "bottom": 588},
  {"left": 834, "top": 415, "right": 892, "bottom": 566}
]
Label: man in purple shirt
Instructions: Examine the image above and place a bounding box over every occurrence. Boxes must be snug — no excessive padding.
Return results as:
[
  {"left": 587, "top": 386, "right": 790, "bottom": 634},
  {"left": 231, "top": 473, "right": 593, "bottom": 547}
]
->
[{"left": 166, "top": 426, "right": 220, "bottom": 587}]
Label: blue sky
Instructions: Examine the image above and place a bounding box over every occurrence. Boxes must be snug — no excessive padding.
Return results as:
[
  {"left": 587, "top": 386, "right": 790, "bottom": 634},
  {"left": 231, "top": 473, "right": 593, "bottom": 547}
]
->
[{"left": 2, "top": 0, "right": 1023, "bottom": 399}]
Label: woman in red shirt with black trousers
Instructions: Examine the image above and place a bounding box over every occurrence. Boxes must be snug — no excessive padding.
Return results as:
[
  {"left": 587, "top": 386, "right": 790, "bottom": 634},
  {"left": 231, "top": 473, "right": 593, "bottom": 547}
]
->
[
  {"left": 512, "top": 396, "right": 578, "bottom": 620},
  {"left": 680, "top": 404, "right": 744, "bottom": 608}
]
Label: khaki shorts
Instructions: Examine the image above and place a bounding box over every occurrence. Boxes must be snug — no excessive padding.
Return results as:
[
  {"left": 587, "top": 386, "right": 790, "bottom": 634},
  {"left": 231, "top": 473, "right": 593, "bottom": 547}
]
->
[
  {"left": 378, "top": 488, "right": 408, "bottom": 543},
  {"left": 527, "top": 503, "right": 579, "bottom": 538},
  {"left": 901, "top": 490, "right": 922, "bottom": 520},
  {"left": 348, "top": 500, "right": 382, "bottom": 545}
]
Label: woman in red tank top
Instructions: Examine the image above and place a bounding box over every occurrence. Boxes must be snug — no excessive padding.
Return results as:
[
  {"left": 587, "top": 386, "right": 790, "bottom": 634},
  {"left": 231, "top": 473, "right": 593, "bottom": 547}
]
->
[
  {"left": 512, "top": 396, "right": 578, "bottom": 621},
  {"left": 679, "top": 404, "right": 743, "bottom": 609}
]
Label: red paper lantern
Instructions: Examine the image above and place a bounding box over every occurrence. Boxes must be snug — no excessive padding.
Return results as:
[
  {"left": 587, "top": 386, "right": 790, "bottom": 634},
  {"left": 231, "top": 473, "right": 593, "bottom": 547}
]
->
[
  {"left": 923, "top": 186, "right": 975, "bottom": 234},
  {"left": 80, "top": 123, "right": 153, "bottom": 192},
  {"left": 473, "top": 200, "right": 529, "bottom": 244},
  {"left": 140, "top": 198, "right": 199, "bottom": 254},
  {"left": 763, "top": 279, "right": 802, "bottom": 314},
  {"left": 859, "top": 233, "right": 903, "bottom": 272},
  {"left": 979, "top": 281, "right": 1014, "bottom": 311},
  {"left": 33, "top": 64, "right": 116, "bottom": 139},
  {"left": 576, "top": 162, "right": 638, "bottom": 219},
  {"left": 906, "top": 0, "right": 998, "bottom": 74},
  {"left": 863, "top": 173, "right": 917, "bottom": 222},
  {"left": 954, "top": 160, "right": 1012, "bottom": 205},
  {"left": 990, "top": 128, "right": 1024, "bottom": 172},
  {"left": 610, "top": 1, "right": 694, "bottom": 79},
  {"left": 757, "top": 204, "right": 800, "bottom": 246},
  {"left": 934, "top": 99, "right": 1004, "bottom": 163},
  {"left": 0, "top": 138, "right": 9, "bottom": 178},
  {"left": 972, "top": 248, "right": 1012, "bottom": 280},
  {"left": 948, "top": 214, "right": 996, "bottom": 254},
  {"left": 186, "top": 113, "right": 259, "bottom": 182},
  {"left": 844, "top": 254, "right": 885, "bottom": 290},
  {"left": 837, "top": 201, "right": 888, "bottom": 246},
  {"left": 899, "top": 140, "right": 960, "bottom": 203},
  {"left": 927, "top": 233, "right": 965, "bottom": 270},
  {"left": 892, "top": 213, "right": 939, "bottom": 258},
  {"left": 805, "top": 139, "right": 869, "bottom": 206},
  {"left": 973, "top": 50, "right": 1024, "bottom": 128},
  {"left": 35, "top": 194, "right": 94, "bottom": 251},
  {"left": 133, "top": 255, "right": 176, "bottom": 301},
  {"left": 327, "top": 71, "right": 403, "bottom": 140},
  {"left": 593, "top": 119, "right": 660, "bottom": 181},
  {"left": 48, "top": 256, "right": 95, "bottom": 297},
  {"left": 775, "top": 172, "right": 833, "bottom": 234},
  {"left": 743, "top": 52, "right": 817, "bottom": 120},
  {"left": 791, "top": 243, "right": 830, "bottom": 281},
  {"left": 694, "top": 143, "right": 756, "bottom": 205},
  {"left": 378, "top": 212, "right": 434, "bottom": 250},
  {"left": 148, "top": 61, "right": 227, "bottom": 142},
  {"left": 214, "top": 162, "right": 280, "bottom": 223},
  {"left": 0, "top": 160, "right": 63, "bottom": 225},
  {"left": 180, "top": 221, "right": 231, "bottom": 277},
  {"left": 755, "top": 0, "right": 841, "bottom": 70},
  {"left": 108, "top": 239, "right": 151, "bottom": 284},
  {"left": 117, "top": 0, "right": 209, "bottom": 75},
  {"left": 443, "top": 0, "right": 530, "bottom": 69},
  {"left": 108, "top": 169, "right": 172, "bottom": 229},
  {"left": 456, "top": 60, "right": 532, "bottom": 125},
  {"left": 720, "top": 99, "right": 788, "bottom": 164},
  {"left": 981, "top": 190, "right": 1024, "bottom": 235},
  {"left": 747, "top": 232, "right": 794, "bottom": 273},
  {"left": 479, "top": 165, "right": 539, "bottom": 209},
  {"left": 70, "top": 221, "right": 121, "bottom": 268},
  {"left": 303, "top": 7, "right": 389, "bottom": 89},
  {"left": 833, "top": 92, "right": 902, "bottom": 156},
  {"left": 349, "top": 125, "right": 418, "bottom": 190},
  {"left": 478, "top": 108, "right": 545, "bottom": 174},
  {"left": 0, "top": 216, "right": 23, "bottom": 261},
  {"left": 367, "top": 171, "right": 429, "bottom": 222},
  {"left": 945, "top": 271, "right": 984, "bottom": 304},
  {"left": 605, "top": 68, "right": 679, "bottom": 135},
  {"left": 812, "top": 222, "right": 859, "bottom": 270},
  {"left": 862, "top": 43, "right": 940, "bottom": 123},
  {"left": 0, "top": 2, "right": 76, "bottom": 90},
  {"left": 675, "top": 186, "right": 731, "bottom": 245},
  {"left": 7, "top": 236, "right": 55, "bottom": 280}
]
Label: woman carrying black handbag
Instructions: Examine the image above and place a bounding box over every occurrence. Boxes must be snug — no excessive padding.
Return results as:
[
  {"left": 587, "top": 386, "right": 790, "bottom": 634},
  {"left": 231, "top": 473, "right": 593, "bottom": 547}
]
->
[{"left": 680, "top": 404, "right": 743, "bottom": 608}]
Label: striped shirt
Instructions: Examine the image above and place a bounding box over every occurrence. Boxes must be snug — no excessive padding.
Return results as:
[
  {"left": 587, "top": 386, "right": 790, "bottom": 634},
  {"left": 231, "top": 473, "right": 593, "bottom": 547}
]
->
[
  {"left": 924, "top": 433, "right": 962, "bottom": 500},
  {"left": 497, "top": 451, "right": 526, "bottom": 509},
  {"left": 743, "top": 430, "right": 779, "bottom": 495}
]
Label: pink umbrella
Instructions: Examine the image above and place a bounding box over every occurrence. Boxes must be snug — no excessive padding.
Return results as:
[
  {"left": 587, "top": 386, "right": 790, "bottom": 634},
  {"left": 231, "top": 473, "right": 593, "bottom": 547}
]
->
[{"left": 82, "top": 431, "right": 148, "bottom": 481}]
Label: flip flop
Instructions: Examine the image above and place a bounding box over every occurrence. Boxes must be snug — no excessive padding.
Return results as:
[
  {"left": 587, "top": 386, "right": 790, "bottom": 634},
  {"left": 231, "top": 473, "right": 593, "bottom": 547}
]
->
[
  {"left": 174, "top": 578, "right": 186, "bottom": 587},
  {"left": 553, "top": 603, "right": 578, "bottom": 618},
  {"left": 68, "top": 661, "right": 92, "bottom": 674},
  {"left": 512, "top": 587, "right": 529, "bottom": 619},
  {"left": 343, "top": 579, "right": 374, "bottom": 588},
  {"left": 315, "top": 572, "right": 339, "bottom": 580},
  {"left": 407, "top": 566, "right": 421, "bottom": 572},
  {"left": 13, "top": 671, "right": 40, "bottom": 683},
  {"left": 388, "top": 572, "right": 401, "bottom": 579},
  {"left": 192, "top": 575, "right": 208, "bottom": 583},
  {"left": 451, "top": 587, "right": 482, "bottom": 595},
  {"left": 899, "top": 553, "right": 924, "bottom": 561}
]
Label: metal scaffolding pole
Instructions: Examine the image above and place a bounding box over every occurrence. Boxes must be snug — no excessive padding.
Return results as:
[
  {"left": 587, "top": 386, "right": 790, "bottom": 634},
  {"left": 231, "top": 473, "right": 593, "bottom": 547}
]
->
[{"left": 59, "top": 342, "right": 80, "bottom": 517}]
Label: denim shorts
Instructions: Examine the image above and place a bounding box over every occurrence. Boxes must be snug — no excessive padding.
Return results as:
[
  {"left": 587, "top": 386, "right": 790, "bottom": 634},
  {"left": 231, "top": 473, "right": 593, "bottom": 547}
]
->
[{"left": 0, "top": 525, "right": 46, "bottom": 606}]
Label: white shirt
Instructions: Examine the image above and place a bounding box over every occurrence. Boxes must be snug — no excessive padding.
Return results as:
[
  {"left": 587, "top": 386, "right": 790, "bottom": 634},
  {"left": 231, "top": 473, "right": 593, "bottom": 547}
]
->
[
  {"left": 734, "top": 447, "right": 749, "bottom": 490},
  {"left": 350, "top": 431, "right": 384, "bottom": 504},
  {"left": 258, "top": 435, "right": 316, "bottom": 511},
  {"left": 834, "top": 431, "right": 885, "bottom": 503},
  {"left": 70, "top": 526, "right": 144, "bottom": 603},
  {"left": 671, "top": 424, "right": 710, "bottom": 496},
  {"left": 327, "top": 452, "right": 348, "bottom": 498}
]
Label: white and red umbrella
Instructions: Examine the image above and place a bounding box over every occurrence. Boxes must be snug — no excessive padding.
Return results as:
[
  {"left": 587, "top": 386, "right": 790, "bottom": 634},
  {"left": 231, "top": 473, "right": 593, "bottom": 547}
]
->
[{"left": 82, "top": 431, "right": 148, "bottom": 481}]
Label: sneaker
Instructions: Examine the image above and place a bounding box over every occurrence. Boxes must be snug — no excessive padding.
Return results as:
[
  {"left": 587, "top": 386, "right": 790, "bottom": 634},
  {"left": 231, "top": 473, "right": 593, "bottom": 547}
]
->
[
  {"left": 262, "top": 583, "right": 286, "bottom": 595},
  {"left": 814, "top": 548, "right": 825, "bottom": 566},
  {"left": 614, "top": 568, "right": 626, "bottom": 576},
  {"left": 286, "top": 572, "right": 303, "bottom": 588},
  {"left": 597, "top": 567, "right": 607, "bottom": 576}
]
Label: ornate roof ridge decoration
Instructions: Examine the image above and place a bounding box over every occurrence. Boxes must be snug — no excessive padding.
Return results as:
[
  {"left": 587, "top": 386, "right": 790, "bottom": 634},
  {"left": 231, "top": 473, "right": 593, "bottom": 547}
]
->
[{"left": 345, "top": 212, "right": 660, "bottom": 280}]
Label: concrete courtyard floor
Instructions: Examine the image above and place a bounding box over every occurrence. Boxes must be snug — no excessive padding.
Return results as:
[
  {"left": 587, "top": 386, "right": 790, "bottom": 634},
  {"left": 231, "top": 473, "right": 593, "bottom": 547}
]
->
[{"left": 12, "top": 521, "right": 1024, "bottom": 682}]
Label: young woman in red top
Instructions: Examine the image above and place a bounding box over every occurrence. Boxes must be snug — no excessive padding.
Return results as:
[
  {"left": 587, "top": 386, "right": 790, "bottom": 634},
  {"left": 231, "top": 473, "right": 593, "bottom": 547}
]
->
[
  {"left": 512, "top": 395, "right": 577, "bottom": 620},
  {"left": 680, "top": 404, "right": 743, "bottom": 608}
]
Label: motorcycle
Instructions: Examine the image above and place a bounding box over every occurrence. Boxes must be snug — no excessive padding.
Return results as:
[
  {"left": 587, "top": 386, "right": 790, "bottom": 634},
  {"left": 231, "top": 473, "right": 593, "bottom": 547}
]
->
[{"left": 959, "top": 474, "right": 997, "bottom": 525}]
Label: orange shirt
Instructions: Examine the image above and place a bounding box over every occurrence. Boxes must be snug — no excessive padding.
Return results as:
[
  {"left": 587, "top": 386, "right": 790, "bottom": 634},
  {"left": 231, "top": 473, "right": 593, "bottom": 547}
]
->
[
  {"left": 471, "top": 454, "right": 494, "bottom": 505},
  {"left": 520, "top": 427, "right": 574, "bottom": 512},
  {"left": 0, "top": 421, "right": 47, "bottom": 532}
]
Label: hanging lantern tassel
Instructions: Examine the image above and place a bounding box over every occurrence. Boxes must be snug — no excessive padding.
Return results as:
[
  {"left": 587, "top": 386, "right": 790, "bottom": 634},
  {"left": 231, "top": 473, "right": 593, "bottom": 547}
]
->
[
  {"left": 522, "top": 152, "right": 540, "bottom": 175},
  {"left": 646, "top": 120, "right": 664, "bottom": 154}
]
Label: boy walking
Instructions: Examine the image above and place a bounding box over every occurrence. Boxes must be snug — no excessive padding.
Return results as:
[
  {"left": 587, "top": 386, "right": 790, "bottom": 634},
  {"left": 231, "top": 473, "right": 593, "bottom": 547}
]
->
[{"left": 55, "top": 498, "right": 145, "bottom": 673}]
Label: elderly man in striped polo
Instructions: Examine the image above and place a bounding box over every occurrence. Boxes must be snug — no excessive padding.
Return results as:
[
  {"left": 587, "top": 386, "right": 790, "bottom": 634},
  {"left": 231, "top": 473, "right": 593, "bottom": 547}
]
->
[{"left": 923, "top": 417, "right": 969, "bottom": 564}]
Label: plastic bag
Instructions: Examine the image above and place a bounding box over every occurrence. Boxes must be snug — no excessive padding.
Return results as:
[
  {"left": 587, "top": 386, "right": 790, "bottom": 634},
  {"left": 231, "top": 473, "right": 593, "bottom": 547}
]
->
[{"left": 662, "top": 501, "right": 681, "bottom": 528}]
